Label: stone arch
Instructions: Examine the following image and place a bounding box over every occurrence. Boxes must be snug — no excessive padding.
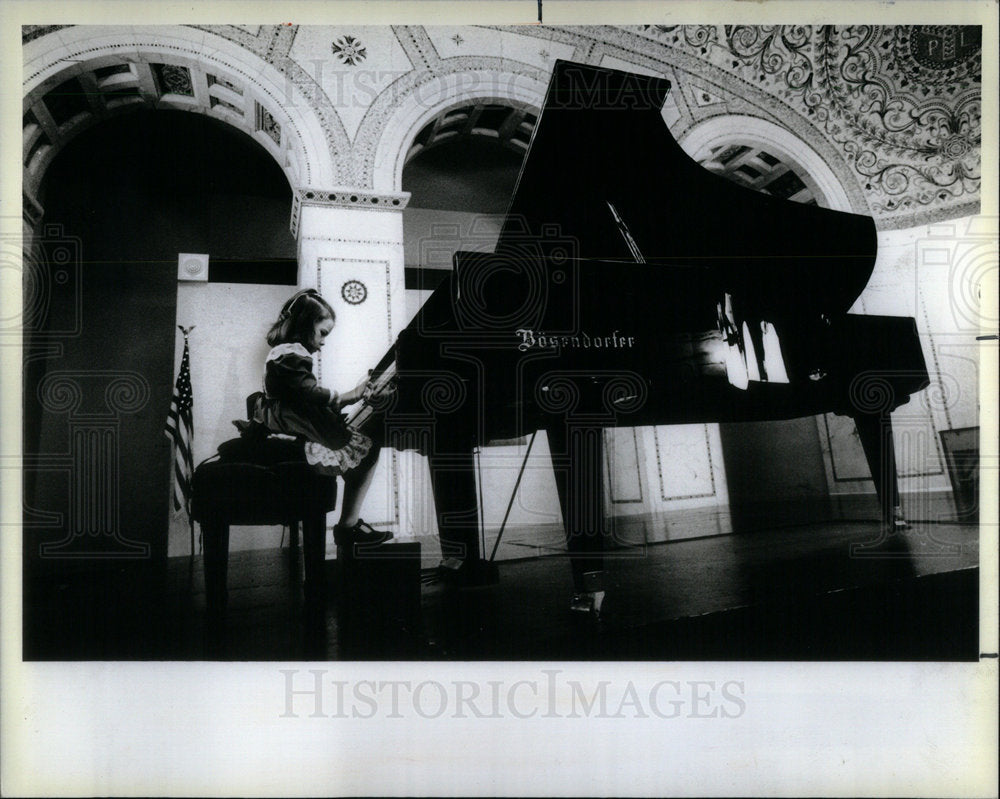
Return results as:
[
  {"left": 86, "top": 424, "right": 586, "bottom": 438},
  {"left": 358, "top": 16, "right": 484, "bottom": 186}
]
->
[
  {"left": 21, "top": 26, "right": 346, "bottom": 202},
  {"left": 364, "top": 65, "right": 549, "bottom": 193},
  {"left": 678, "top": 114, "right": 861, "bottom": 214}
]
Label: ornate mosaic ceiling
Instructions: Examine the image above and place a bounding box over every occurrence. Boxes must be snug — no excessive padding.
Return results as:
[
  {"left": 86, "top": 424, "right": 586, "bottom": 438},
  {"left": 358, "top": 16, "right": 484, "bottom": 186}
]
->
[
  {"left": 627, "top": 24, "right": 981, "bottom": 227},
  {"left": 22, "top": 23, "right": 982, "bottom": 230}
]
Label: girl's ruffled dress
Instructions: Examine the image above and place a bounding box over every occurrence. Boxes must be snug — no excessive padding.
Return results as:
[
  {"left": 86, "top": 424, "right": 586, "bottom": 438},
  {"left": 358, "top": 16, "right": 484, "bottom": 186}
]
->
[{"left": 253, "top": 343, "right": 371, "bottom": 476}]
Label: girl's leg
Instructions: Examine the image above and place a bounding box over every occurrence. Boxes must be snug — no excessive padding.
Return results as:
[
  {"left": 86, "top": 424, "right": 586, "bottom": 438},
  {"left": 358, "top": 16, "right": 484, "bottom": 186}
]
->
[{"left": 339, "top": 445, "right": 380, "bottom": 528}]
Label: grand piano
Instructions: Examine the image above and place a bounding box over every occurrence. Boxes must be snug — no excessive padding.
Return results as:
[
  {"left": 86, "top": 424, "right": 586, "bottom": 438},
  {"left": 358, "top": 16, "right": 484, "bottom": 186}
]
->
[{"left": 362, "top": 60, "right": 929, "bottom": 612}]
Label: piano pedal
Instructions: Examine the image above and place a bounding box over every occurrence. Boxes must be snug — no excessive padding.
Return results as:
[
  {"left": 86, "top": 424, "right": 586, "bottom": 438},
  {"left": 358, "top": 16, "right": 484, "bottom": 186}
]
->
[
  {"left": 421, "top": 568, "right": 443, "bottom": 585},
  {"left": 892, "top": 505, "right": 910, "bottom": 532},
  {"left": 439, "top": 557, "right": 464, "bottom": 573},
  {"left": 569, "top": 590, "right": 605, "bottom": 619}
]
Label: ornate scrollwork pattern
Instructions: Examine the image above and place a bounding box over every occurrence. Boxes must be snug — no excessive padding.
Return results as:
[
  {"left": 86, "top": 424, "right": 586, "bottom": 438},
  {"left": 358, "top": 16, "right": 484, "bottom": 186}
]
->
[
  {"left": 154, "top": 64, "right": 194, "bottom": 96},
  {"left": 638, "top": 24, "right": 718, "bottom": 51},
  {"left": 631, "top": 24, "right": 981, "bottom": 226},
  {"left": 726, "top": 25, "right": 815, "bottom": 90},
  {"left": 814, "top": 26, "right": 981, "bottom": 218}
]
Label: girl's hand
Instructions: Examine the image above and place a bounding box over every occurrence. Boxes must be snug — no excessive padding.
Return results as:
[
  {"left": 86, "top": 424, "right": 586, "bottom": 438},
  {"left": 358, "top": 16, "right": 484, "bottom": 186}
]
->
[
  {"left": 336, "top": 374, "right": 374, "bottom": 408},
  {"left": 351, "top": 376, "right": 371, "bottom": 404}
]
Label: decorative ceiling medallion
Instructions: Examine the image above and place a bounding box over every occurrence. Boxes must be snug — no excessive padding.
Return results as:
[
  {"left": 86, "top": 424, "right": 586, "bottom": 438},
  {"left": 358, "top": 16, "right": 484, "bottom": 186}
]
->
[
  {"left": 814, "top": 27, "right": 980, "bottom": 216},
  {"left": 341, "top": 279, "right": 368, "bottom": 305},
  {"left": 154, "top": 64, "right": 194, "bottom": 96},
  {"left": 895, "top": 26, "right": 981, "bottom": 85},
  {"left": 331, "top": 35, "right": 367, "bottom": 66}
]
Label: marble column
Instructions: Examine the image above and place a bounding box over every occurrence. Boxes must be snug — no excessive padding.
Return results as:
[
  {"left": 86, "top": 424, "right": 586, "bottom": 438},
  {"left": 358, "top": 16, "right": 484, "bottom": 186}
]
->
[{"left": 292, "top": 186, "right": 419, "bottom": 534}]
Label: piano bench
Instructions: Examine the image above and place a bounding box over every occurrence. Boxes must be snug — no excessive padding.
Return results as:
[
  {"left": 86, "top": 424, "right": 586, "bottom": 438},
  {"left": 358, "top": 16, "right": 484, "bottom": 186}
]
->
[{"left": 191, "top": 443, "right": 337, "bottom": 611}]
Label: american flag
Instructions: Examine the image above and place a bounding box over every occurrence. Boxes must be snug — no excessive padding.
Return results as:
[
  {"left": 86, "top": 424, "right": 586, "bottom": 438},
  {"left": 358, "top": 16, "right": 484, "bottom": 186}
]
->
[{"left": 164, "top": 331, "right": 194, "bottom": 515}]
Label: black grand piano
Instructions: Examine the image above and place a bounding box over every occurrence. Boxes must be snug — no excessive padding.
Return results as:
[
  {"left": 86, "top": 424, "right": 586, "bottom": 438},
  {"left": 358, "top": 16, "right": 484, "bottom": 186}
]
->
[{"left": 362, "top": 61, "right": 929, "bottom": 612}]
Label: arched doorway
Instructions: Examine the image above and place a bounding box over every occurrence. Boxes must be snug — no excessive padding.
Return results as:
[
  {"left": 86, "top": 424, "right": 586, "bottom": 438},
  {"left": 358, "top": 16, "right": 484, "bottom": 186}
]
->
[
  {"left": 24, "top": 108, "right": 295, "bottom": 576},
  {"left": 400, "top": 100, "right": 533, "bottom": 316}
]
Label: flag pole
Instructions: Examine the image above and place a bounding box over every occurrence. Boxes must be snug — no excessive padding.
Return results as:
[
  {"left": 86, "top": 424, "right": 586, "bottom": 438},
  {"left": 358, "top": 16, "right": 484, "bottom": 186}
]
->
[
  {"left": 165, "top": 325, "right": 196, "bottom": 558},
  {"left": 180, "top": 326, "right": 195, "bottom": 558}
]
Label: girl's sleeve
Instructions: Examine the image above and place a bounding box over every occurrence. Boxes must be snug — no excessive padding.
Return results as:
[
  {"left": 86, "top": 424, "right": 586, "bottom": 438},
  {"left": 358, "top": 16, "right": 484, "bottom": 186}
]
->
[{"left": 268, "top": 353, "right": 335, "bottom": 405}]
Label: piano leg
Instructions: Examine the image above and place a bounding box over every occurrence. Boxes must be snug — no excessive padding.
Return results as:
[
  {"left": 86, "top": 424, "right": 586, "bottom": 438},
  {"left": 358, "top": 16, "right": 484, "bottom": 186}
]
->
[
  {"left": 853, "top": 412, "right": 906, "bottom": 530},
  {"left": 427, "top": 443, "right": 492, "bottom": 584},
  {"left": 547, "top": 424, "right": 606, "bottom": 616}
]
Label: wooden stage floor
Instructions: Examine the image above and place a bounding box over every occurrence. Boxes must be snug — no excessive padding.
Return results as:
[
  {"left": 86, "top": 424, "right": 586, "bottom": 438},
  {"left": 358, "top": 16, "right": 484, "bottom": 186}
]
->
[{"left": 23, "top": 517, "right": 980, "bottom": 661}]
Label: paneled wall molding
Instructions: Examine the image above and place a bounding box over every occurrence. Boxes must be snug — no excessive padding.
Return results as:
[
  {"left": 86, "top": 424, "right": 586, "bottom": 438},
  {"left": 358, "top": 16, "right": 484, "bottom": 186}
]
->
[
  {"left": 652, "top": 424, "right": 719, "bottom": 503},
  {"left": 294, "top": 205, "right": 407, "bottom": 380}
]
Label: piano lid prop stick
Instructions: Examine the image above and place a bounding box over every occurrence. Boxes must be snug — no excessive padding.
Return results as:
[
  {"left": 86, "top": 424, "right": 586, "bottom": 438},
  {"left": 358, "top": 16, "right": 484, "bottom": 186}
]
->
[
  {"left": 489, "top": 430, "right": 539, "bottom": 563},
  {"left": 475, "top": 446, "right": 486, "bottom": 557}
]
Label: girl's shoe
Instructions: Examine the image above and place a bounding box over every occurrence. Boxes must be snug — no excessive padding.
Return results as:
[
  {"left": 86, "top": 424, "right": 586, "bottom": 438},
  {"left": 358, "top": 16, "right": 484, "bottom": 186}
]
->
[{"left": 333, "top": 518, "right": 393, "bottom": 546}]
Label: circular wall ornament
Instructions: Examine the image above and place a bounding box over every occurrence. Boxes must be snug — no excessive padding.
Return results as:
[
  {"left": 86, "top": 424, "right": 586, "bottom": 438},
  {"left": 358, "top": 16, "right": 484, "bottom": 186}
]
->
[
  {"left": 177, "top": 252, "right": 209, "bottom": 281},
  {"left": 341, "top": 279, "right": 368, "bottom": 305},
  {"left": 331, "top": 35, "right": 367, "bottom": 66}
]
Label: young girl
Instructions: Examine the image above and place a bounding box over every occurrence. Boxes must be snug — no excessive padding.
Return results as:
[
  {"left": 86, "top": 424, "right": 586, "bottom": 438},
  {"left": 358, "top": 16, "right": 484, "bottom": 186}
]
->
[{"left": 254, "top": 288, "right": 391, "bottom": 546}]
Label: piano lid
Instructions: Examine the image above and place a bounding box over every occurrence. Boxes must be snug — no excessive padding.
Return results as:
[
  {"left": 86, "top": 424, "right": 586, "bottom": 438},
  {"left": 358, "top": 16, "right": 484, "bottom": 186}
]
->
[{"left": 495, "top": 60, "right": 877, "bottom": 317}]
